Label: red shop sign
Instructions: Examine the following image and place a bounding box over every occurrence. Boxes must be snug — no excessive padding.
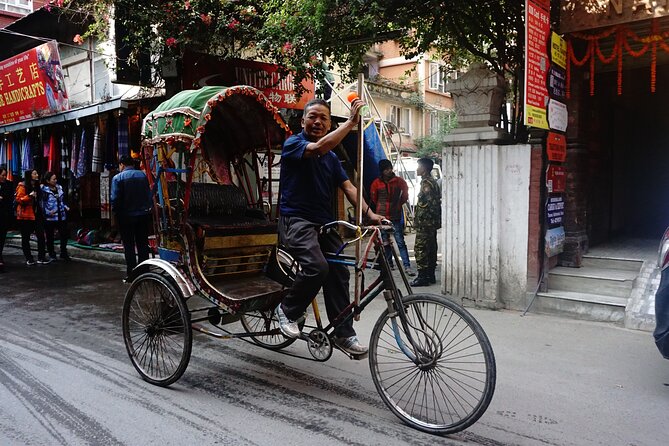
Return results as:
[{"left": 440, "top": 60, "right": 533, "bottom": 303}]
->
[
  {"left": 183, "top": 52, "right": 314, "bottom": 110},
  {"left": 546, "top": 164, "right": 566, "bottom": 193},
  {"left": 547, "top": 132, "right": 566, "bottom": 162},
  {"left": 0, "top": 41, "right": 69, "bottom": 125}
]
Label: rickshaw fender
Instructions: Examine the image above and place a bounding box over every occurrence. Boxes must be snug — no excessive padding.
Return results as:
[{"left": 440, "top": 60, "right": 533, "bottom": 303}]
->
[{"left": 128, "top": 259, "right": 196, "bottom": 298}]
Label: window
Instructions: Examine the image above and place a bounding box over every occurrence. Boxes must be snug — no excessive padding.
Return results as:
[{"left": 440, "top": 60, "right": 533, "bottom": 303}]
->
[
  {"left": 428, "top": 62, "right": 459, "bottom": 94},
  {"left": 429, "top": 112, "right": 441, "bottom": 135},
  {"left": 428, "top": 62, "right": 446, "bottom": 93},
  {"left": 0, "top": 0, "right": 32, "bottom": 14},
  {"left": 389, "top": 105, "right": 411, "bottom": 135}
]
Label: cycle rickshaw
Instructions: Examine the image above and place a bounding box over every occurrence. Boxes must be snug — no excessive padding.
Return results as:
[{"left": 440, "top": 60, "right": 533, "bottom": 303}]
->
[{"left": 122, "top": 85, "right": 496, "bottom": 435}]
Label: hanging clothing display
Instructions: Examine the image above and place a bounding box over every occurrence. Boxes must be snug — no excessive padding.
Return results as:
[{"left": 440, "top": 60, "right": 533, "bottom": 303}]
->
[
  {"left": 10, "top": 138, "right": 20, "bottom": 179},
  {"left": 105, "top": 115, "right": 117, "bottom": 167},
  {"left": 100, "top": 169, "right": 110, "bottom": 220},
  {"left": 92, "top": 120, "right": 104, "bottom": 173},
  {"left": 20, "top": 134, "right": 31, "bottom": 172},
  {"left": 76, "top": 126, "right": 88, "bottom": 178},
  {"left": 60, "top": 133, "right": 69, "bottom": 175},
  {"left": 70, "top": 129, "right": 79, "bottom": 174},
  {"left": 48, "top": 132, "right": 58, "bottom": 174},
  {"left": 118, "top": 114, "right": 129, "bottom": 158},
  {"left": 0, "top": 140, "right": 5, "bottom": 164}
]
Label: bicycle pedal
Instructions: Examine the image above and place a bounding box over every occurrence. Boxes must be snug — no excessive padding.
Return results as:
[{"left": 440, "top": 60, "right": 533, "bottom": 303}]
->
[{"left": 350, "top": 352, "right": 368, "bottom": 360}]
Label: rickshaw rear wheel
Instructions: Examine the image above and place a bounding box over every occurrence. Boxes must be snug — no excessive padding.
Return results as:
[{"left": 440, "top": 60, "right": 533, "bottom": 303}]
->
[
  {"left": 122, "top": 272, "right": 192, "bottom": 387},
  {"left": 239, "top": 310, "right": 304, "bottom": 350}
]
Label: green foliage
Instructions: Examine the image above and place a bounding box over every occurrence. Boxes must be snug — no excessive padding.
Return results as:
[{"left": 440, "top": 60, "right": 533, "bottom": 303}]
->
[
  {"left": 414, "top": 111, "right": 458, "bottom": 159},
  {"left": 62, "top": 1, "right": 524, "bottom": 97}
]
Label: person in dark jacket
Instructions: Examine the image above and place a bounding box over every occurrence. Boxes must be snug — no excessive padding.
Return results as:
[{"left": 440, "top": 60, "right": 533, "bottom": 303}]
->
[
  {"left": 15, "top": 169, "right": 48, "bottom": 266},
  {"left": 0, "top": 165, "right": 14, "bottom": 270},
  {"left": 410, "top": 158, "right": 442, "bottom": 287},
  {"left": 111, "top": 155, "right": 153, "bottom": 279},
  {"left": 41, "top": 171, "right": 71, "bottom": 261}
]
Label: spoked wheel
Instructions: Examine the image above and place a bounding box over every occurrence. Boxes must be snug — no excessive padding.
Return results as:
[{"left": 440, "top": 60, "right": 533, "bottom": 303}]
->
[
  {"left": 122, "top": 272, "right": 192, "bottom": 386},
  {"left": 369, "top": 293, "right": 496, "bottom": 435},
  {"left": 239, "top": 310, "right": 304, "bottom": 350}
]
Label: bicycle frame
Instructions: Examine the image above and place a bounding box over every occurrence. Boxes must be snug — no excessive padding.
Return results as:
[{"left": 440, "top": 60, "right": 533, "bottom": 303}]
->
[{"left": 311, "top": 221, "right": 435, "bottom": 365}]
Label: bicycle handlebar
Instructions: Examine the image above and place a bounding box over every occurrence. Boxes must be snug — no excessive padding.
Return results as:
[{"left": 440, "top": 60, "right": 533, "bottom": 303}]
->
[{"left": 320, "top": 220, "right": 394, "bottom": 235}]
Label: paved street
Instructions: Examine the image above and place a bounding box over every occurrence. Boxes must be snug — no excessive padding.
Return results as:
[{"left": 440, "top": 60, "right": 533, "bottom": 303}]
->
[{"left": 0, "top": 246, "right": 667, "bottom": 445}]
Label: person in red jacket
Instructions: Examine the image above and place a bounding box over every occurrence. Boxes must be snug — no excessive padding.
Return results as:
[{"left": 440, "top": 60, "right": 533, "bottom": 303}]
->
[
  {"left": 15, "top": 169, "right": 48, "bottom": 266},
  {"left": 369, "top": 159, "right": 415, "bottom": 276}
]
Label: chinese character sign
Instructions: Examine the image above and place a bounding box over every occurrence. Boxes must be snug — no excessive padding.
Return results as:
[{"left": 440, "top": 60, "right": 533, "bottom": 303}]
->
[
  {"left": 0, "top": 41, "right": 69, "bottom": 125},
  {"left": 524, "top": 0, "right": 550, "bottom": 129},
  {"left": 182, "top": 53, "right": 314, "bottom": 110}
]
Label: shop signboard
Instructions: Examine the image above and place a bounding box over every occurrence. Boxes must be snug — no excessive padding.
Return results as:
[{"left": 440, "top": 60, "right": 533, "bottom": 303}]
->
[
  {"left": 182, "top": 52, "right": 314, "bottom": 110},
  {"left": 0, "top": 41, "right": 69, "bottom": 125},
  {"left": 546, "top": 164, "right": 566, "bottom": 193},
  {"left": 546, "top": 194, "right": 565, "bottom": 228},
  {"left": 524, "top": 0, "right": 551, "bottom": 129},
  {"left": 545, "top": 226, "right": 565, "bottom": 257},
  {"left": 547, "top": 131, "right": 567, "bottom": 162},
  {"left": 548, "top": 66, "right": 566, "bottom": 100},
  {"left": 548, "top": 98, "right": 568, "bottom": 132},
  {"left": 551, "top": 32, "right": 567, "bottom": 69}
]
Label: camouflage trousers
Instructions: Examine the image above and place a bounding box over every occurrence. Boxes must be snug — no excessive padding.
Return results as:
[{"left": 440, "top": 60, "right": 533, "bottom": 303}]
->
[{"left": 414, "top": 227, "right": 437, "bottom": 271}]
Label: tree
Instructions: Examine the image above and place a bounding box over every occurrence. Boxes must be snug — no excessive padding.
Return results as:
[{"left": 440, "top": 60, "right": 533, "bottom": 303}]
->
[{"left": 61, "top": 0, "right": 526, "bottom": 136}]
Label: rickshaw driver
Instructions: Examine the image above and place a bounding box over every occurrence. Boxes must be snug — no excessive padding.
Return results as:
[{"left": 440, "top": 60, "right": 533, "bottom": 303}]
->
[{"left": 275, "top": 97, "right": 384, "bottom": 356}]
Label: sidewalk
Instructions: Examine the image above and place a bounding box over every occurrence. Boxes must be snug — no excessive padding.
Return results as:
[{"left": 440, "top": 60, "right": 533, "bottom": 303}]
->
[{"left": 5, "top": 233, "right": 126, "bottom": 265}]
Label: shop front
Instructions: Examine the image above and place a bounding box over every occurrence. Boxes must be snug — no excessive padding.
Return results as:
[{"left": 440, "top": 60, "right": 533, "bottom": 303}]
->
[{"left": 526, "top": 1, "right": 669, "bottom": 328}]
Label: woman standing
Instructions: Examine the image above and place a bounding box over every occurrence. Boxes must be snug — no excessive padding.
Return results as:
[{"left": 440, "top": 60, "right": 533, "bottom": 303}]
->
[
  {"left": 41, "top": 171, "right": 71, "bottom": 261},
  {"left": 0, "top": 165, "right": 14, "bottom": 271},
  {"left": 15, "top": 169, "right": 48, "bottom": 265}
]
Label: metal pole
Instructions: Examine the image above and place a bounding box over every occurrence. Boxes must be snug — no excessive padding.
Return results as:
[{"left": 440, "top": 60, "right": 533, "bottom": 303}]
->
[{"left": 354, "top": 73, "right": 364, "bottom": 320}]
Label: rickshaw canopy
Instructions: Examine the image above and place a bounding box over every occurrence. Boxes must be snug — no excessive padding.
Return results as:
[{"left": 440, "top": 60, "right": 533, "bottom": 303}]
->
[{"left": 141, "top": 85, "right": 290, "bottom": 154}]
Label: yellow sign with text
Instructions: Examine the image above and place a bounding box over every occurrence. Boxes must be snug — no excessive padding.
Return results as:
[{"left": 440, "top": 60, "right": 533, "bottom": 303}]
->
[
  {"left": 551, "top": 32, "right": 567, "bottom": 69},
  {"left": 526, "top": 105, "right": 549, "bottom": 129}
]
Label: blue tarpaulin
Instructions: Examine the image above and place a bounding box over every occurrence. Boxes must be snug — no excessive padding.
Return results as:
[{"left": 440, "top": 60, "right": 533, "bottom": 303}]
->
[{"left": 342, "top": 122, "right": 387, "bottom": 196}]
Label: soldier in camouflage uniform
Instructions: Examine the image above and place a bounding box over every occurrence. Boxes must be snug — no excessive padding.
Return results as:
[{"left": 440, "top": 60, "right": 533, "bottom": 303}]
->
[{"left": 410, "top": 158, "right": 441, "bottom": 287}]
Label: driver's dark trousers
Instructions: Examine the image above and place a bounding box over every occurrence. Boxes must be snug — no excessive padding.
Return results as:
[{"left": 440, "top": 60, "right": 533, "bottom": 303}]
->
[{"left": 279, "top": 215, "right": 356, "bottom": 338}]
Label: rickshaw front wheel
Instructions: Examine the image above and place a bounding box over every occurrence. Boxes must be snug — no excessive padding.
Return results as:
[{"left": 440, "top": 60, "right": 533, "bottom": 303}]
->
[
  {"left": 122, "top": 272, "right": 192, "bottom": 386},
  {"left": 369, "top": 293, "right": 496, "bottom": 435}
]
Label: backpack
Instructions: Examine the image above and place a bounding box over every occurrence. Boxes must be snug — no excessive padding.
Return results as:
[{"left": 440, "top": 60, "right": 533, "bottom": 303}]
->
[{"left": 13, "top": 191, "right": 19, "bottom": 217}]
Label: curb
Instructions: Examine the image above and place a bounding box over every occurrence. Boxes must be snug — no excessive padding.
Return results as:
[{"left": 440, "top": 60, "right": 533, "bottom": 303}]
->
[{"left": 6, "top": 236, "right": 126, "bottom": 265}]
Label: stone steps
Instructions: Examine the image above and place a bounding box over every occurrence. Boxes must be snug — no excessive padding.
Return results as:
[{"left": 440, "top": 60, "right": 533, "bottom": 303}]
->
[{"left": 536, "top": 256, "right": 643, "bottom": 323}]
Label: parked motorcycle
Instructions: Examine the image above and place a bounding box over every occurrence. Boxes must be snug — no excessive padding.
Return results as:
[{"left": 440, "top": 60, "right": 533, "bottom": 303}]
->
[{"left": 654, "top": 227, "right": 669, "bottom": 358}]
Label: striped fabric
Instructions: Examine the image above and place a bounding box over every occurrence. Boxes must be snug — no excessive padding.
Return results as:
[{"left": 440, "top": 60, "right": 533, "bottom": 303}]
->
[
  {"left": 21, "top": 133, "right": 31, "bottom": 172},
  {"left": 91, "top": 121, "right": 103, "bottom": 173},
  {"left": 117, "top": 114, "right": 129, "bottom": 158},
  {"left": 60, "top": 134, "right": 69, "bottom": 174},
  {"left": 70, "top": 129, "right": 78, "bottom": 173}
]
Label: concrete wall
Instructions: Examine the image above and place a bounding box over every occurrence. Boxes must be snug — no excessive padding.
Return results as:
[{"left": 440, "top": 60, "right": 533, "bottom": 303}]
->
[{"left": 441, "top": 143, "right": 531, "bottom": 308}]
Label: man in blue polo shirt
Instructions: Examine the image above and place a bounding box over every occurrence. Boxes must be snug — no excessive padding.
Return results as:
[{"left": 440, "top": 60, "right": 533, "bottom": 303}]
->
[
  {"left": 276, "top": 98, "right": 383, "bottom": 357},
  {"left": 111, "top": 155, "right": 153, "bottom": 281}
]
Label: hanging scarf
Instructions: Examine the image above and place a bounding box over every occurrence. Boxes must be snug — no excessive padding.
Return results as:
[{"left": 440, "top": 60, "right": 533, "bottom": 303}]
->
[
  {"left": 91, "top": 120, "right": 104, "bottom": 173},
  {"left": 10, "top": 136, "right": 20, "bottom": 179},
  {"left": 0, "top": 139, "right": 6, "bottom": 167},
  {"left": 60, "top": 133, "right": 69, "bottom": 174},
  {"left": 76, "top": 127, "right": 88, "bottom": 178},
  {"left": 118, "top": 114, "right": 129, "bottom": 159},
  {"left": 105, "top": 115, "right": 117, "bottom": 168},
  {"left": 21, "top": 133, "right": 31, "bottom": 172},
  {"left": 70, "top": 128, "right": 79, "bottom": 174},
  {"left": 48, "top": 132, "right": 58, "bottom": 174},
  {"left": 4, "top": 139, "right": 11, "bottom": 182}
]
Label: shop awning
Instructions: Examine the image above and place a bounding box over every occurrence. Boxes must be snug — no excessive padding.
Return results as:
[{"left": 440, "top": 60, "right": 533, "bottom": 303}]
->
[{"left": 0, "top": 98, "right": 128, "bottom": 134}]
